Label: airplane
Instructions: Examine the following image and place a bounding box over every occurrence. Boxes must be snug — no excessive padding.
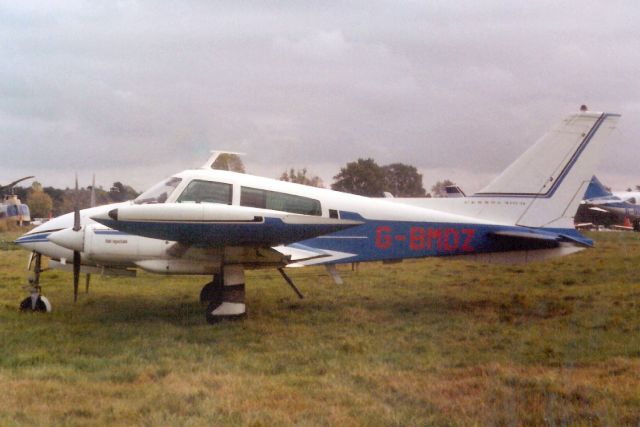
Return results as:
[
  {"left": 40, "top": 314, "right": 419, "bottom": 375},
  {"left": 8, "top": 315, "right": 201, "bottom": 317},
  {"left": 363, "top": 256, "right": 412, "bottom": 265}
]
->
[
  {"left": 575, "top": 176, "right": 640, "bottom": 230},
  {"left": 1, "top": 176, "right": 34, "bottom": 226},
  {"left": 14, "top": 109, "right": 620, "bottom": 324},
  {"left": 611, "top": 190, "right": 640, "bottom": 204},
  {"left": 445, "top": 185, "right": 466, "bottom": 198}
]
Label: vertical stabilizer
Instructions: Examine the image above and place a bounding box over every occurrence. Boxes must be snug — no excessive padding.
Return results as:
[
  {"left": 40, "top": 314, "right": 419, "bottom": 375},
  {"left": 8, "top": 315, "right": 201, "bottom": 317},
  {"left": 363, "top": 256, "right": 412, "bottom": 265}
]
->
[
  {"left": 474, "top": 111, "right": 620, "bottom": 228},
  {"left": 584, "top": 176, "right": 613, "bottom": 200}
]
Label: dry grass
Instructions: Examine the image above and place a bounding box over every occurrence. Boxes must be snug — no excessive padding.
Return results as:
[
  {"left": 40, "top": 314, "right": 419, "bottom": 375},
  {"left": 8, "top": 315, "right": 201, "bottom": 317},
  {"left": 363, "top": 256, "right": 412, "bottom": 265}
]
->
[{"left": 0, "top": 231, "right": 639, "bottom": 426}]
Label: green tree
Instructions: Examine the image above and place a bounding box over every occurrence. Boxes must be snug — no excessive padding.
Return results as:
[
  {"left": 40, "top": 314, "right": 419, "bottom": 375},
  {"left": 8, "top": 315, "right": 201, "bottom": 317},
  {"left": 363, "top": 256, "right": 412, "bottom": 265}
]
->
[
  {"left": 212, "top": 154, "right": 245, "bottom": 173},
  {"left": 332, "top": 158, "right": 386, "bottom": 196},
  {"left": 280, "top": 168, "right": 324, "bottom": 188},
  {"left": 430, "top": 179, "right": 456, "bottom": 198},
  {"left": 26, "top": 181, "right": 53, "bottom": 218},
  {"left": 109, "top": 182, "right": 139, "bottom": 202},
  {"left": 382, "top": 163, "right": 426, "bottom": 197},
  {"left": 43, "top": 186, "right": 65, "bottom": 216}
]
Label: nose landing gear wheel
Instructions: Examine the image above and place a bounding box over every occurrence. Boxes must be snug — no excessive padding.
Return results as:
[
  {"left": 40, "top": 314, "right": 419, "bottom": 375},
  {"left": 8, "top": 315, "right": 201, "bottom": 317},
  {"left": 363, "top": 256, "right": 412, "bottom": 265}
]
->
[
  {"left": 19, "top": 295, "right": 52, "bottom": 313},
  {"left": 19, "top": 252, "right": 51, "bottom": 313}
]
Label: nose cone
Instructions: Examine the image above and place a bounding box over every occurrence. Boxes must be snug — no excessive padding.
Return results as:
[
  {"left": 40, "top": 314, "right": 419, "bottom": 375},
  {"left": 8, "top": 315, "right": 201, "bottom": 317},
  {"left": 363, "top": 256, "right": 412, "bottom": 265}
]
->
[{"left": 48, "top": 227, "right": 85, "bottom": 252}]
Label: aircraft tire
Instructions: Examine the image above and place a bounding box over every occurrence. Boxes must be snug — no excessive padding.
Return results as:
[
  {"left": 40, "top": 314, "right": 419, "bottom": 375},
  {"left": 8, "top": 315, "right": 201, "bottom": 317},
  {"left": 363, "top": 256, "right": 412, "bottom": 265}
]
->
[
  {"left": 19, "top": 295, "right": 52, "bottom": 313},
  {"left": 200, "top": 274, "right": 223, "bottom": 304}
]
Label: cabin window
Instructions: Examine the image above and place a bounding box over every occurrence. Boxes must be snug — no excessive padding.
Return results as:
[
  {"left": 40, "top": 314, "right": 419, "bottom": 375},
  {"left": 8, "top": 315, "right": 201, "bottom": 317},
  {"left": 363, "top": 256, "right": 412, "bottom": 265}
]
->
[
  {"left": 329, "top": 209, "right": 339, "bottom": 219},
  {"left": 240, "top": 187, "right": 321, "bottom": 216},
  {"left": 177, "top": 180, "right": 232, "bottom": 204}
]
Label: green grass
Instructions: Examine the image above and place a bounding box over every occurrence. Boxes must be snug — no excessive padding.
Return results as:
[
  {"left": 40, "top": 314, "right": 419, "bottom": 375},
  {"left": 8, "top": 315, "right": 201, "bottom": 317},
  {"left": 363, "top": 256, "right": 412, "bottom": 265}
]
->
[{"left": 0, "top": 231, "right": 639, "bottom": 426}]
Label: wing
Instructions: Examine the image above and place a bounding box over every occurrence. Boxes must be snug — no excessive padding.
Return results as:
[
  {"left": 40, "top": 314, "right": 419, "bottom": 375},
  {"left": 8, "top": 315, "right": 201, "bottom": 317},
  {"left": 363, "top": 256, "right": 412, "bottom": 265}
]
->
[{"left": 91, "top": 203, "right": 363, "bottom": 247}]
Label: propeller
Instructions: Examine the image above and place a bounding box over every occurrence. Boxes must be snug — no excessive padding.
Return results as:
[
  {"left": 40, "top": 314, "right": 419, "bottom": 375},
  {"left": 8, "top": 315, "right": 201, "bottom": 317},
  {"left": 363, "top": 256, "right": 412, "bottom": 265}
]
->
[
  {"left": 0, "top": 176, "right": 35, "bottom": 194},
  {"left": 86, "top": 174, "right": 96, "bottom": 293},
  {"left": 73, "top": 175, "right": 81, "bottom": 302}
]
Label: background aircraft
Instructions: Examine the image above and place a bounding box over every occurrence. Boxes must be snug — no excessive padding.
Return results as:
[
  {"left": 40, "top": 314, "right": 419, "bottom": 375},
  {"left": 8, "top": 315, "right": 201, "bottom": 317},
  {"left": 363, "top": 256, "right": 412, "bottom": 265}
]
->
[
  {"left": 610, "top": 190, "right": 640, "bottom": 205},
  {"left": 1, "top": 176, "right": 34, "bottom": 226},
  {"left": 15, "top": 110, "right": 620, "bottom": 324},
  {"left": 575, "top": 176, "right": 640, "bottom": 230},
  {"left": 444, "top": 185, "right": 466, "bottom": 198}
]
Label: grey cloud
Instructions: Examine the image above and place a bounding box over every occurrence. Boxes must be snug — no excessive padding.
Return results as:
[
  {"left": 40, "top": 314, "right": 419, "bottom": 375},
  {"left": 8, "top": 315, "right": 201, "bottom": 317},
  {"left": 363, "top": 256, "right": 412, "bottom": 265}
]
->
[{"left": 1, "top": 0, "right": 639, "bottom": 191}]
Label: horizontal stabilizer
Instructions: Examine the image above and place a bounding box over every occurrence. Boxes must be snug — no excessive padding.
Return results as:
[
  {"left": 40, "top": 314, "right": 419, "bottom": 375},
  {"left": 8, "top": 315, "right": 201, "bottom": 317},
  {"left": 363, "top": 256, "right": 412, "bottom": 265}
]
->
[
  {"left": 491, "top": 230, "right": 559, "bottom": 242},
  {"left": 491, "top": 228, "right": 593, "bottom": 248}
]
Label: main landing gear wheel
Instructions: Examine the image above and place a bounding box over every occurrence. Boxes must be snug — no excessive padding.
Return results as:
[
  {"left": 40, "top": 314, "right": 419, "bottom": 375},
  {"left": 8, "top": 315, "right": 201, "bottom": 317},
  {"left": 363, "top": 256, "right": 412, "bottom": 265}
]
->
[
  {"left": 204, "top": 265, "right": 247, "bottom": 324},
  {"left": 200, "top": 274, "right": 222, "bottom": 304},
  {"left": 19, "top": 295, "right": 52, "bottom": 313}
]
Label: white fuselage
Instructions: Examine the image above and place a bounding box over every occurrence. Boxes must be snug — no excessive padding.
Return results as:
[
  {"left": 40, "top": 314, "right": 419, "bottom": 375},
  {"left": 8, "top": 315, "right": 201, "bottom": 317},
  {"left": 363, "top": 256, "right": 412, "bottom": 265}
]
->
[{"left": 17, "top": 168, "right": 509, "bottom": 275}]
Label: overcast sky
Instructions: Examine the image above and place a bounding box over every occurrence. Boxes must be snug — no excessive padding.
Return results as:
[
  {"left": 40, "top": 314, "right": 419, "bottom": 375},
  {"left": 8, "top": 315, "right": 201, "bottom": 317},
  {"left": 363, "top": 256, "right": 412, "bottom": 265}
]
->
[{"left": 1, "top": 1, "right": 639, "bottom": 194}]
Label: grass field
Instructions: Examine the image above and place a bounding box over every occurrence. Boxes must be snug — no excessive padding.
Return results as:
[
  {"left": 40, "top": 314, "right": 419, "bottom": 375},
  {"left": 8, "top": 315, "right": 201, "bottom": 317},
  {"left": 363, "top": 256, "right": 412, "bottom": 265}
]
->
[{"left": 0, "top": 230, "right": 639, "bottom": 426}]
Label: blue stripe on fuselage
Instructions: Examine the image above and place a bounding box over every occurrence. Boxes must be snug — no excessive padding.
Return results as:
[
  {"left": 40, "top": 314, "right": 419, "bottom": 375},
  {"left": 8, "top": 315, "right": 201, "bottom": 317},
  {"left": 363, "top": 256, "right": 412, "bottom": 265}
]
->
[
  {"left": 295, "top": 211, "right": 590, "bottom": 263},
  {"left": 95, "top": 210, "right": 589, "bottom": 262},
  {"left": 14, "top": 233, "right": 52, "bottom": 244}
]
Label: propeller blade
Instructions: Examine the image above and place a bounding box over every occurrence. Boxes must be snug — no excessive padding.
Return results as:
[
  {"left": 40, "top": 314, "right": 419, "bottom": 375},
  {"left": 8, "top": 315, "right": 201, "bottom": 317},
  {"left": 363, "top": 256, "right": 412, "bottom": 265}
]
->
[
  {"left": 73, "top": 207, "right": 80, "bottom": 231},
  {"left": 73, "top": 174, "right": 81, "bottom": 231},
  {"left": 0, "top": 176, "right": 35, "bottom": 192},
  {"left": 27, "top": 251, "right": 35, "bottom": 270},
  {"left": 73, "top": 250, "right": 80, "bottom": 302},
  {"left": 85, "top": 274, "right": 91, "bottom": 294},
  {"left": 73, "top": 174, "right": 81, "bottom": 302}
]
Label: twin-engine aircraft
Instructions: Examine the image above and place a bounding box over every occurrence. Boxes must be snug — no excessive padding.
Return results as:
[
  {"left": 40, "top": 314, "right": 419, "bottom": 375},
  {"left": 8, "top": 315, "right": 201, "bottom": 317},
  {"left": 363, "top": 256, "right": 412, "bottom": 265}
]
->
[{"left": 15, "top": 109, "right": 620, "bottom": 324}]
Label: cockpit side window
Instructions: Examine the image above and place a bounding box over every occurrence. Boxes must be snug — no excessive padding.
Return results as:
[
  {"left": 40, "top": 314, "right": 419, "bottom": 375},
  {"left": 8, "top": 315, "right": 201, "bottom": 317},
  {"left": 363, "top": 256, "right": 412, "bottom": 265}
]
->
[
  {"left": 134, "top": 177, "right": 182, "bottom": 204},
  {"left": 177, "top": 180, "right": 232, "bottom": 205}
]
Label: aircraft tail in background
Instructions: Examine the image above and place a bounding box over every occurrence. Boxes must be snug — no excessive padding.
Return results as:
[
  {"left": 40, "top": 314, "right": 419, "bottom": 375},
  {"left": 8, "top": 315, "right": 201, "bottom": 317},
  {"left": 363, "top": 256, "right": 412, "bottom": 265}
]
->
[{"left": 583, "top": 176, "right": 614, "bottom": 200}]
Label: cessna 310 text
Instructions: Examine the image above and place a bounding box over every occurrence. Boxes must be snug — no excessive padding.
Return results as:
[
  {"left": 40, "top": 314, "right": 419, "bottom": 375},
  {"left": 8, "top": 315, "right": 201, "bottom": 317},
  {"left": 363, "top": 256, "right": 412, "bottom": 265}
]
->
[{"left": 15, "top": 109, "right": 620, "bottom": 324}]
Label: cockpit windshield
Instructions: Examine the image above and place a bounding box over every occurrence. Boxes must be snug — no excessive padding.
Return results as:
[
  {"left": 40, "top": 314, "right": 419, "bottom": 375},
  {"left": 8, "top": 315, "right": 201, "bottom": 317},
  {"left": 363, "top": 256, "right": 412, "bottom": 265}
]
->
[{"left": 134, "top": 177, "right": 182, "bottom": 204}]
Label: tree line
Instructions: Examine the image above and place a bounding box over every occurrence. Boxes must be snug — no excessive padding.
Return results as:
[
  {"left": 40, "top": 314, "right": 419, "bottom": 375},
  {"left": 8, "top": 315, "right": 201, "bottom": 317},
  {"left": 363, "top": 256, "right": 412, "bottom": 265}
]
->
[
  {"left": 12, "top": 181, "right": 139, "bottom": 218},
  {"left": 11, "top": 155, "right": 455, "bottom": 217},
  {"left": 282, "top": 158, "right": 454, "bottom": 198}
]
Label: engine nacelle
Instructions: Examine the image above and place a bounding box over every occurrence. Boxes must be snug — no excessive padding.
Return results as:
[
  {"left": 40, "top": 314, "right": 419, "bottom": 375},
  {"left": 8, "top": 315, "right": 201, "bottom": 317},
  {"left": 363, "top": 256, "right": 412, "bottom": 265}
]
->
[
  {"left": 135, "top": 259, "right": 222, "bottom": 275},
  {"left": 45, "top": 225, "right": 174, "bottom": 267}
]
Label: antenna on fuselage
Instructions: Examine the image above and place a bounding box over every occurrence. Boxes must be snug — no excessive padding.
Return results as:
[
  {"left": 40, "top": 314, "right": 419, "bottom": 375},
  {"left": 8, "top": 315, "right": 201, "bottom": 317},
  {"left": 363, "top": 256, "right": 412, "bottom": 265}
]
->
[{"left": 201, "top": 151, "right": 246, "bottom": 170}]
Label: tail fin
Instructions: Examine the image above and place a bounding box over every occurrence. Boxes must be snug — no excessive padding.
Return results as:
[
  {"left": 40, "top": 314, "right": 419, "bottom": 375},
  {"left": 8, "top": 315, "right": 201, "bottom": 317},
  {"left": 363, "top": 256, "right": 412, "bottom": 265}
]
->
[
  {"left": 584, "top": 176, "right": 613, "bottom": 200},
  {"left": 474, "top": 110, "right": 620, "bottom": 228}
]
